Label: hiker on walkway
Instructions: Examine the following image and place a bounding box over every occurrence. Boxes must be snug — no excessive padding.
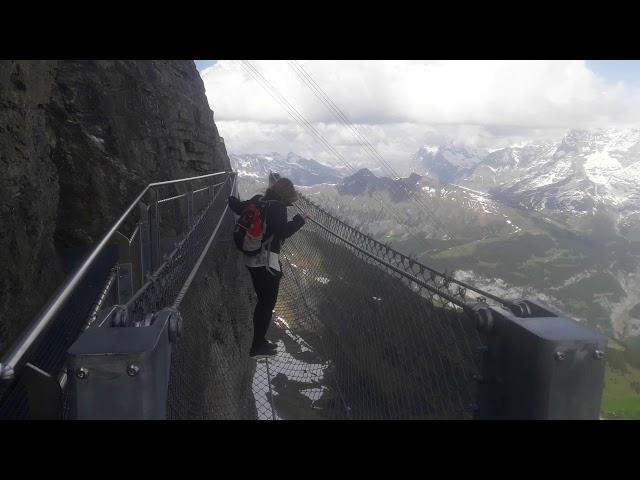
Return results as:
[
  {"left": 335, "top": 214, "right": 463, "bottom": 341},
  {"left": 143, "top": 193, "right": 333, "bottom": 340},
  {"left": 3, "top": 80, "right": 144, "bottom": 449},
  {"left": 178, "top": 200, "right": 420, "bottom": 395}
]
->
[{"left": 228, "top": 178, "right": 306, "bottom": 358}]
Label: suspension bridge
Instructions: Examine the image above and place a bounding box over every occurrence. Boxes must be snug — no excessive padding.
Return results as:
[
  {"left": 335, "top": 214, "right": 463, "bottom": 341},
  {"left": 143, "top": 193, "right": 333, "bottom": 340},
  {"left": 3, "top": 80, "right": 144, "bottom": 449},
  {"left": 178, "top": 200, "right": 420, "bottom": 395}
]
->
[{"left": 0, "top": 169, "right": 606, "bottom": 420}]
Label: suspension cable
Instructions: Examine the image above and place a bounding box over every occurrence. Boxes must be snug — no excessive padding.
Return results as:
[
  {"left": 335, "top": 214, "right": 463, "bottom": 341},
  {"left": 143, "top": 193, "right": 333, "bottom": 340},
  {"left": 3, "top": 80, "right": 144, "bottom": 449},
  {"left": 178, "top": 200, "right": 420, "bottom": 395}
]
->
[
  {"left": 236, "top": 60, "right": 442, "bottom": 240},
  {"left": 286, "top": 60, "right": 454, "bottom": 239}
]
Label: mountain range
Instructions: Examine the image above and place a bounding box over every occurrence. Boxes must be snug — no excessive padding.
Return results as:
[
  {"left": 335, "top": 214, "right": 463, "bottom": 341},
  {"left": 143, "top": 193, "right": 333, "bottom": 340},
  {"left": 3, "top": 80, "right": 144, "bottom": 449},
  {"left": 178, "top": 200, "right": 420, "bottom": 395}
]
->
[
  {"left": 417, "top": 129, "right": 640, "bottom": 229},
  {"left": 230, "top": 152, "right": 346, "bottom": 186},
  {"left": 232, "top": 128, "right": 640, "bottom": 343},
  {"left": 232, "top": 128, "right": 640, "bottom": 419},
  {"left": 233, "top": 128, "right": 640, "bottom": 240}
]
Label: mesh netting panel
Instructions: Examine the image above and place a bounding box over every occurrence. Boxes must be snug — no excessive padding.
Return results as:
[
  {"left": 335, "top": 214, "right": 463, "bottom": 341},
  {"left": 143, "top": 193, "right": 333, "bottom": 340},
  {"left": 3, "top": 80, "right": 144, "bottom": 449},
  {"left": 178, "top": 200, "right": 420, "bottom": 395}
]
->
[
  {"left": 254, "top": 195, "right": 484, "bottom": 420},
  {"left": 166, "top": 210, "right": 257, "bottom": 419},
  {"left": 0, "top": 244, "right": 118, "bottom": 420},
  {"left": 127, "top": 177, "right": 232, "bottom": 323},
  {"left": 2, "top": 176, "right": 486, "bottom": 421},
  {"left": 116, "top": 175, "right": 259, "bottom": 419}
]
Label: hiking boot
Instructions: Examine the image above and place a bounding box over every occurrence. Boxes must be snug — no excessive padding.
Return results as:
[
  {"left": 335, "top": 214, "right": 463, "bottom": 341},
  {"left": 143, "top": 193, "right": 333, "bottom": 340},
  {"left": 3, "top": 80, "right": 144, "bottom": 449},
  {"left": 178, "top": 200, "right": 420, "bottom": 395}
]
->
[{"left": 250, "top": 342, "right": 278, "bottom": 359}]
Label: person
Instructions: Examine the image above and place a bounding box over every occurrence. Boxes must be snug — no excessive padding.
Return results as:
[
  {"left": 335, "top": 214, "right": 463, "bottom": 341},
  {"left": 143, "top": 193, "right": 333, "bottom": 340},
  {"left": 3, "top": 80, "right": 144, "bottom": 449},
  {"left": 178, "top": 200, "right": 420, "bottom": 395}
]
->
[{"left": 228, "top": 178, "right": 306, "bottom": 358}]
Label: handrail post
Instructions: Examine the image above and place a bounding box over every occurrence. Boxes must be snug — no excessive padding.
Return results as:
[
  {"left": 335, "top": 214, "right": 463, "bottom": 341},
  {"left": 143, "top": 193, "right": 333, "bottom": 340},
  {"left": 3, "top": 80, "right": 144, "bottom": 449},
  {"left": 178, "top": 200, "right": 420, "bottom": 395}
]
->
[
  {"left": 138, "top": 201, "right": 152, "bottom": 281},
  {"left": 186, "top": 190, "right": 194, "bottom": 228},
  {"left": 0, "top": 171, "right": 227, "bottom": 385},
  {"left": 113, "top": 232, "right": 134, "bottom": 304},
  {"left": 129, "top": 226, "right": 141, "bottom": 292},
  {"left": 149, "top": 189, "right": 161, "bottom": 272}
]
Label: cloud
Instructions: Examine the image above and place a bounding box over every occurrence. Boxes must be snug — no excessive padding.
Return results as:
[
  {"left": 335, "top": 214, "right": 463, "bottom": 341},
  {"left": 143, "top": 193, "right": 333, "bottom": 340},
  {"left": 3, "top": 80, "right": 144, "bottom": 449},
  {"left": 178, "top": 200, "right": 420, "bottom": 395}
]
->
[{"left": 200, "top": 60, "right": 640, "bottom": 168}]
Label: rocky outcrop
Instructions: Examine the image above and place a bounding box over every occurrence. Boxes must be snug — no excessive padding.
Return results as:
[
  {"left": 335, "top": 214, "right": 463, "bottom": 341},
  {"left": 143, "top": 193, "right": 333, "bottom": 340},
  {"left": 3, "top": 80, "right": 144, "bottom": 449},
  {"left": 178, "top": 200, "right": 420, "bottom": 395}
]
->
[
  {"left": 1, "top": 61, "right": 61, "bottom": 353},
  {"left": 0, "top": 60, "right": 231, "bottom": 353},
  {"left": 337, "top": 168, "right": 422, "bottom": 202}
]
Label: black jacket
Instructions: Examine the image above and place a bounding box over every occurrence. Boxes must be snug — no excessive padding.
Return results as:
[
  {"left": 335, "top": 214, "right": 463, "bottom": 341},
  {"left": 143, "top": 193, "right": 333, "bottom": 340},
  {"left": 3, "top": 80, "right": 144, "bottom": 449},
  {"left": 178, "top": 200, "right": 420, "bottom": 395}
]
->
[{"left": 228, "top": 193, "right": 305, "bottom": 254}]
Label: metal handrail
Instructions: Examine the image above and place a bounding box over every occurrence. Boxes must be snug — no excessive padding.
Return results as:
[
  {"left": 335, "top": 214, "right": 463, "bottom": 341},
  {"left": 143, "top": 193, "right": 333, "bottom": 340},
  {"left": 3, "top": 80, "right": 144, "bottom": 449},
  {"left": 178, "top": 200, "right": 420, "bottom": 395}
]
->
[
  {"left": 156, "top": 181, "right": 225, "bottom": 205},
  {"left": 301, "top": 196, "right": 516, "bottom": 310},
  {"left": 157, "top": 192, "right": 188, "bottom": 205},
  {"left": 124, "top": 174, "right": 234, "bottom": 309},
  {"left": 173, "top": 174, "right": 237, "bottom": 308},
  {"left": 0, "top": 171, "right": 230, "bottom": 380},
  {"left": 295, "top": 203, "right": 472, "bottom": 313}
]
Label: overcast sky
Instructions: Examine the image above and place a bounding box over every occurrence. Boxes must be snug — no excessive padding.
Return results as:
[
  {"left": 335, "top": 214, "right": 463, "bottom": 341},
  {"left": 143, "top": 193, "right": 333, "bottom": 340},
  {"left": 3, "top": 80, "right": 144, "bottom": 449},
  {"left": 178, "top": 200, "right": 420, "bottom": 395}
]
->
[{"left": 195, "top": 60, "right": 640, "bottom": 168}]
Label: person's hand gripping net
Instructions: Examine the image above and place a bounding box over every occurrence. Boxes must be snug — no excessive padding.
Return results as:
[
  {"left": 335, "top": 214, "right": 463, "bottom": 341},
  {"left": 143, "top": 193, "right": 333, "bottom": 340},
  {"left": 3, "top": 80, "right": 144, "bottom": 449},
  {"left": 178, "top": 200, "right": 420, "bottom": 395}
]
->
[{"left": 294, "top": 203, "right": 312, "bottom": 222}]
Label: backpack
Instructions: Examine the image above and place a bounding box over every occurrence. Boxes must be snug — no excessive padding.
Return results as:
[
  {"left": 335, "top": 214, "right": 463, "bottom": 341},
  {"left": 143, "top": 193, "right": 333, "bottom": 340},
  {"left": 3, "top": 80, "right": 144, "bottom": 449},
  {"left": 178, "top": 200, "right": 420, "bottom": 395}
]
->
[{"left": 233, "top": 196, "right": 272, "bottom": 256}]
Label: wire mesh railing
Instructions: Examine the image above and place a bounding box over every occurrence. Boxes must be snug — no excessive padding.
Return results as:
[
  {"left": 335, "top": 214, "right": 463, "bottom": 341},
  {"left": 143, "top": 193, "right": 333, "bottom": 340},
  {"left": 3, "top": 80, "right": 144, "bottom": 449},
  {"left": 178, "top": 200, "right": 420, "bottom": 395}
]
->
[
  {"left": 252, "top": 193, "right": 485, "bottom": 420},
  {"left": 165, "top": 209, "right": 257, "bottom": 419},
  {"left": 0, "top": 170, "right": 605, "bottom": 420},
  {"left": 0, "top": 171, "right": 232, "bottom": 419},
  {"left": 0, "top": 244, "right": 118, "bottom": 419},
  {"left": 151, "top": 174, "right": 259, "bottom": 419}
]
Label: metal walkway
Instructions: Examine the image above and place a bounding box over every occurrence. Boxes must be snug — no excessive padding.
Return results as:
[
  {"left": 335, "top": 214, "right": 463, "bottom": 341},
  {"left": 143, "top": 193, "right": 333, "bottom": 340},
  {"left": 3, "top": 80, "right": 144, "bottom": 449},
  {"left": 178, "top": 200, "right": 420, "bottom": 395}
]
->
[{"left": 0, "top": 171, "right": 607, "bottom": 420}]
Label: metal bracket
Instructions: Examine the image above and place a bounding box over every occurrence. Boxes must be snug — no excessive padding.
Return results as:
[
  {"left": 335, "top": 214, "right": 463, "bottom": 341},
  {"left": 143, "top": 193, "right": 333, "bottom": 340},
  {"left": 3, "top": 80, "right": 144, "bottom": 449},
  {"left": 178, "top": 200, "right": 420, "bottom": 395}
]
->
[
  {"left": 114, "top": 231, "right": 134, "bottom": 303},
  {"left": 475, "top": 300, "right": 606, "bottom": 419},
  {"left": 116, "top": 263, "right": 133, "bottom": 304},
  {"left": 0, "top": 363, "right": 14, "bottom": 380},
  {"left": 93, "top": 304, "right": 129, "bottom": 329},
  {"left": 66, "top": 307, "right": 181, "bottom": 419},
  {"left": 473, "top": 303, "right": 494, "bottom": 333},
  {"left": 165, "top": 308, "right": 183, "bottom": 344}
]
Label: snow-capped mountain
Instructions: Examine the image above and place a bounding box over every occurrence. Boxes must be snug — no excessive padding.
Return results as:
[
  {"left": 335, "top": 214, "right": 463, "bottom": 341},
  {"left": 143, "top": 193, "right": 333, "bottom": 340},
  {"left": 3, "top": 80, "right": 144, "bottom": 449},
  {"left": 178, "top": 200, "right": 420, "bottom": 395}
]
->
[
  {"left": 478, "top": 129, "right": 640, "bottom": 217},
  {"left": 233, "top": 128, "right": 640, "bottom": 224},
  {"left": 411, "top": 144, "right": 487, "bottom": 183},
  {"left": 232, "top": 131, "right": 640, "bottom": 344},
  {"left": 302, "top": 157, "right": 640, "bottom": 343},
  {"left": 230, "top": 152, "right": 345, "bottom": 186},
  {"left": 462, "top": 141, "right": 558, "bottom": 192}
]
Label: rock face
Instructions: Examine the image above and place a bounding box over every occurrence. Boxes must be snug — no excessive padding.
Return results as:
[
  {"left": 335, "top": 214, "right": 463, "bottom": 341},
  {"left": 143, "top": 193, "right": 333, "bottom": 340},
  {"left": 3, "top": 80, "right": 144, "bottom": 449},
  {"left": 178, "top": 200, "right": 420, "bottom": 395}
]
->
[
  {"left": 1, "top": 61, "right": 61, "bottom": 353},
  {"left": 0, "top": 60, "right": 231, "bottom": 353}
]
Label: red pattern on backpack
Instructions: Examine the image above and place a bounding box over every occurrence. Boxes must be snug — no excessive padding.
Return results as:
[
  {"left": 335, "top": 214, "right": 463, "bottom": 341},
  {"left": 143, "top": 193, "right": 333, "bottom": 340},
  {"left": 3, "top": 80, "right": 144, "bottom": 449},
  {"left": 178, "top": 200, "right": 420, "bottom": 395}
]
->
[{"left": 243, "top": 204, "right": 263, "bottom": 237}]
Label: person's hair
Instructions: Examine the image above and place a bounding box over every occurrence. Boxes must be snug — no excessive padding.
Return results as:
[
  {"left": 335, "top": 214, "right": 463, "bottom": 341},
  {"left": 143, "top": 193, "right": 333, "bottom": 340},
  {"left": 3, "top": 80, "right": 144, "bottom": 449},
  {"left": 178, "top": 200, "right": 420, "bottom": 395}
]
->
[{"left": 266, "top": 177, "right": 298, "bottom": 205}]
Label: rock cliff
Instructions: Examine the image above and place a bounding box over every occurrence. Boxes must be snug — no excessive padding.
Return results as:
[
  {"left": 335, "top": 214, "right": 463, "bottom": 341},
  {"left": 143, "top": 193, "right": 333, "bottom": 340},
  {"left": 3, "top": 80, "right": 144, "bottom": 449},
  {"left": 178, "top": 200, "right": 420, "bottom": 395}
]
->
[{"left": 0, "top": 60, "right": 231, "bottom": 353}]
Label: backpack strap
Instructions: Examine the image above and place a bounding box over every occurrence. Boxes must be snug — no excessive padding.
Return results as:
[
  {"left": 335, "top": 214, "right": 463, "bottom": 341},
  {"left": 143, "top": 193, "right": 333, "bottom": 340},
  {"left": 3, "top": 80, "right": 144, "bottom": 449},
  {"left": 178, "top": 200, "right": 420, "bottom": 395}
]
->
[
  {"left": 262, "top": 200, "right": 275, "bottom": 258},
  {"left": 265, "top": 236, "right": 280, "bottom": 276},
  {"left": 262, "top": 199, "right": 286, "bottom": 276}
]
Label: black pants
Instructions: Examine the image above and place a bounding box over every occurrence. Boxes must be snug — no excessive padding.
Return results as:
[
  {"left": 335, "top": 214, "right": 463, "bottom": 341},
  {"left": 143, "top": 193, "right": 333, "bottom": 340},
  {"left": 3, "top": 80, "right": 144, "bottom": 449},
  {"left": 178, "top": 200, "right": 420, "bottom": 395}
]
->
[{"left": 247, "top": 266, "right": 282, "bottom": 347}]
